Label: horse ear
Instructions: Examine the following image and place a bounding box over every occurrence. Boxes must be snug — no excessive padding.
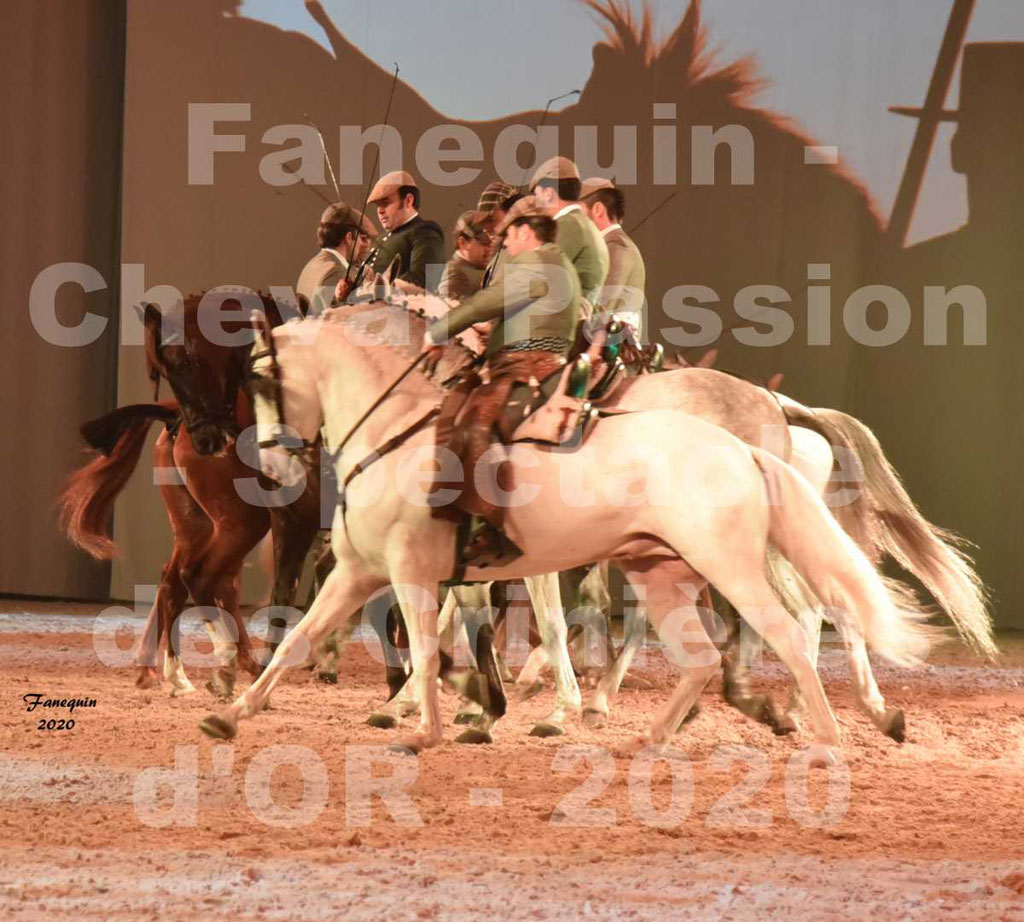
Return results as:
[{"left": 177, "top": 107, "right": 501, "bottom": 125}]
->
[
  {"left": 696, "top": 347, "right": 718, "bottom": 368},
  {"left": 664, "top": 0, "right": 702, "bottom": 69},
  {"left": 141, "top": 303, "right": 164, "bottom": 400},
  {"left": 766, "top": 372, "right": 784, "bottom": 392}
]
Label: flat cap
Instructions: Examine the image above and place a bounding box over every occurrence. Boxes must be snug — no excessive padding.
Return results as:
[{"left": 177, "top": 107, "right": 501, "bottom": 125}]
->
[
  {"left": 454, "top": 210, "right": 491, "bottom": 243},
  {"left": 477, "top": 180, "right": 518, "bottom": 213},
  {"left": 580, "top": 176, "right": 616, "bottom": 199},
  {"left": 319, "top": 201, "right": 377, "bottom": 236},
  {"left": 496, "top": 194, "right": 549, "bottom": 234},
  {"left": 528, "top": 155, "right": 580, "bottom": 189},
  {"left": 368, "top": 170, "right": 417, "bottom": 205}
]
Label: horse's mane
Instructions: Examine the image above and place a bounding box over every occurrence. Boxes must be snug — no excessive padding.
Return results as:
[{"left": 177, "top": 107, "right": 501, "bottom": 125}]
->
[
  {"left": 581, "top": 0, "right": 876, "bottom": 210},
  {"left": 278, "top": 300, "right": 476, "bottom": 390},
  {"left": 583, "top": 0, "right": 763, "bottom": 102}
]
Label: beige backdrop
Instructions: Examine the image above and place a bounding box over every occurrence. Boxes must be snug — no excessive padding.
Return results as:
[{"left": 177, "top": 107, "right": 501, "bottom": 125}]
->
[
  {"left": 1, "top": 0, "right": 124, "bottom": 599},
  {"left": 110, "top": 3, "right": 1023, "bottom": 625}
]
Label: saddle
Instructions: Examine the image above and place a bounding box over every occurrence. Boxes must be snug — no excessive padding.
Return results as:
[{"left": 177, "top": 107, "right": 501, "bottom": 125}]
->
[{"left": 430, "top": 320, "right": 666, "bottom": 576}]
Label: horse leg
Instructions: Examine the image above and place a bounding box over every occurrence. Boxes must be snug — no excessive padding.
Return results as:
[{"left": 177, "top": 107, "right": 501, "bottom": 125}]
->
[
  {"left": 524, "top": 572, "right": 582, "bottom": 738},
  {"left": 490, "top": 581, "right": 515, "bottom": 682},
  {"left": 717, "top": 577, "right": 842, "bottom": 765},
  {"left": 307, "top": 535, "right": 343, "bottom": 680},
  {"left": 386, "top": 572, "right": 446, "bottom": 754},
  {"left": 440, "top": 583, "right": 490, "bottom": 728},
  {"left": 835, "top": 619, "right": 906, "bottom": 742},
  {"left": 150, "top": 443, "right": 212, "bottom": 696},
  {"left": 365, "top": 589, "right": 418, "bottom": 729},
  {"left": 718, "top": 589, "right": 790, "bottom": 733},
  {"left": 781, "top": 604, "right": 823, "bottom": 729},
  {"left": 582, "top": 578, "right": 648, "bottom": 729},
  {"left": 614, "top": 562, "right": 721, "bottom": 754},
  {"left": 156, "top": 555, "right": 194, "bottom": 695},
  {"left": 199, "top": 559, "right": 385, "bottom": 739}
]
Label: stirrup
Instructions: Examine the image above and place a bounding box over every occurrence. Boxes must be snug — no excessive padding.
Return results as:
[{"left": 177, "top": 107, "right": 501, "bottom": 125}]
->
[{"left": 460, "top": 518, "right": 523, "bottom": 570}]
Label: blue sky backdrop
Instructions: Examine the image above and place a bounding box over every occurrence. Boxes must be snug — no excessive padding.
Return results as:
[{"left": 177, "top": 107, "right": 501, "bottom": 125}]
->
[{"left": 240, "top": 0, "right": 1024, "bottom": 242}]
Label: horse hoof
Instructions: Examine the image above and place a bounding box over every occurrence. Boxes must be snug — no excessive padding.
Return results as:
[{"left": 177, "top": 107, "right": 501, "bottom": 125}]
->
[
  {"left": 512, "top": 682, "right": 545, "bottom": 704},
  {"left": 453, "top": 711, "right": 480, "bottom": 725},
  {"left": 455, "top": 727, "right": 494, "bottom": 745},
  {"left": 882, "top": 707, "right": 906, "bottom": 743},
  {"left": 199, "top": 714, "right": 237, "bottom": 740},
  {"left": 205, "top": 680, "right": 233, "bottom": 701},
  {"left": 387, "top": 735, "right": 432, "bottom": 755},
  {"left": 773, "top": 714, "right": 799, "bottom": 736},
  {"left": 803, "top": 743, "right": 838, "bottom": 769},
  {"left": 529, "top": 722, "right": 565, "bottom": 739},
  {"left": 169, "top": 683, "right": 197, "bottom": 698},
  {"left": 614, "top": 735, "right": 648, "bottom": 759},
  {"left": 135, "top": 668, "right": 159, "bottom": 690},
  {"left": 366, "top": 713, "right": 398, "bottom": 730},
  {"left": 581, "top": 709, "right": 608, "bottom": 730},
  {"left": 316, "top": 672, "right": 338, "bottom": 685}
]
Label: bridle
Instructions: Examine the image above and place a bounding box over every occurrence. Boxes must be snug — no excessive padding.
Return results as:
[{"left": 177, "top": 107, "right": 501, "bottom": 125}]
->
[
  {"left": 244, "top": 314, "right": 318, "bottom": 465},
  {"left": 160, "top": 339, "right": 241, "bottom": 441}
]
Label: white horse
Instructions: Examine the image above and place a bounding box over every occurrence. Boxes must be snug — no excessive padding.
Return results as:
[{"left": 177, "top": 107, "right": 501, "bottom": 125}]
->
[
  {"left": 382, "top": 295, "right": 992, "bottom": 740},
  {"left": 198, "top": 304, "right": 937, "bottom": 764}
]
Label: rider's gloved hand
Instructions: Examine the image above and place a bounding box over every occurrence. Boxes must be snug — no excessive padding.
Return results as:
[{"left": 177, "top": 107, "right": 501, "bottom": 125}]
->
[{"left": 422, "top": 330, "right": 445, "bottom": 376}]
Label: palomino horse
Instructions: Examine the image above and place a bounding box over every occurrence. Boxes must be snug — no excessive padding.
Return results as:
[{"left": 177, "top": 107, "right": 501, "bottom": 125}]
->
[
  {"left": 60, "top": 291, "right": 319, "bottom": 697},
  {"left": 198, "top": 304, "right": 937, "bottom": 764}
]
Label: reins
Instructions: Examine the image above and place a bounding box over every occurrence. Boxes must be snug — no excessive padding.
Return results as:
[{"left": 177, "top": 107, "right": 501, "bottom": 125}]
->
[{"left": 328, "top": 349, "right": 431, "bottom": 465}]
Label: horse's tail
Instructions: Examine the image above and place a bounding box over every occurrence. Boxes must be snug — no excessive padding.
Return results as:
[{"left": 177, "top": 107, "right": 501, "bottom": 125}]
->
[
  {"left": 784, "top": 404, "right": 995, "bottom": 659},
  {"left": 750, "top": 447, "right": 940, "bottom": 668},
  {"left": 59, "top": 403, "right": 179, "bottom": 560}
]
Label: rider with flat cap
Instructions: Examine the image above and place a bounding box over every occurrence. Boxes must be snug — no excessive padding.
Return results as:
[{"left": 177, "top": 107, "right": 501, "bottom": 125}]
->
[
  {"left": 295, "top": 201, "right": 376, "bottom": 313},
  {"left": 529, "top": 156, "right": 609, "bottom": 302},
  {"left": 580, "top": 176, "right": 646, "bottom": 337},
  {"left": 439, "top": 210, "right": 492, "bottom": 302},
  {"left": 367, "top": 170, "right": 445, "bottom": 294},
  {"left": 422, "top": 196, "right": 581, "bottom": 564}
]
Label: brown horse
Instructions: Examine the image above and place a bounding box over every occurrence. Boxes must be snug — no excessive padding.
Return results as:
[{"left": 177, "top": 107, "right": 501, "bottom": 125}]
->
[{"left": 60, "top": 290, "right": 321, "bottom": 697}]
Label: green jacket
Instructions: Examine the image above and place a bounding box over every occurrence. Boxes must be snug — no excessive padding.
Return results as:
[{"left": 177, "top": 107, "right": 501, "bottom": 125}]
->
[
  {"left": 598, "top": 225, "right": 646, "bottom": 336},
  {"left": 555, "top": 205, "right": 609, "bottom": 299},
  {"left": 427, "top": 243, "right": 580, "bottom": 357},
  {"left": 372, "top": 214, "right": 445, "bottom": 291}
]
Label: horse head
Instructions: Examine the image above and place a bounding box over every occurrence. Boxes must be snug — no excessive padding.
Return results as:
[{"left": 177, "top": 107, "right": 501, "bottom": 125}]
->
[{"left": 141, "top": 289, "right": 301, "bottom": 456}]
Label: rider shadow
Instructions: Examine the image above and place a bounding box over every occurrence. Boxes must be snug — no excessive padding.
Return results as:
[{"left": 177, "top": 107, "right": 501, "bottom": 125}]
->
[{"left": 854, "top": 43, "right": 1024, "bottom": 624}]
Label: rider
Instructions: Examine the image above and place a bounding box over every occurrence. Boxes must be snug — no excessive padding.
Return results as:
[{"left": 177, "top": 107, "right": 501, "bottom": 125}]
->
[
  {"left": 477, "top": 180, "right": 520, "bottom": 289},
  {"left": 295, "top": 202, "right": 375, "bottom": 314},
  {"left": 580, "top": 177, "right": 647, "bottom": 339},
  {"left": 367, "top": 170, "right": 445, "bottom": 294},
  {"left": 529, "top": 156, "right": 609, "bottom": 303},
  {"left": 422, "top": 197, "right": 581, "bottom": 565},
  {"left": 438, "top": 211, "right": 492, "bottom": 302}
]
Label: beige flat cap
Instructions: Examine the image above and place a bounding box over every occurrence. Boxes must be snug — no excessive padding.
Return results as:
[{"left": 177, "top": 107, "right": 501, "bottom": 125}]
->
[
  {"left": 319, "top": 201, "right": 377, "bottom": 236},
  {"left": 368, "top": 170, "right": 417, "bottom": 205},
  {"left": 528, "top": 155, "right": 580, "bottom": 189},
  {"left": 454, "top": 210, "right": 491, "bottom": 242},
  {"left": 580, "top": 177, "right": 616, "bottom": 198},
  {"left": 496, "top": 194, "right": 548, "bottom": 234},
  {"left": 477, "top": 180, "right": 518, "bottom": 213}
]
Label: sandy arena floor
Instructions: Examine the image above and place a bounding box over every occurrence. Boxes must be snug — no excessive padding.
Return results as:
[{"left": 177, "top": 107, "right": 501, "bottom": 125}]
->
[{"left": 2, "top": 599, "right": 1024, "bottom": 921}]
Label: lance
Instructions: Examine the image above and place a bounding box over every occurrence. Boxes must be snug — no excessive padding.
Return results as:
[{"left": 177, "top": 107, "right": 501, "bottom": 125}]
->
[
  {"left": 626, "top": 191, "right": 677, "bottom": 236},
  {"left": 278, "top": 161, "right": 334, "bottom": 205},
  {"left": 886, "top": 0, "right": 976, "bottom": 246},
  {"left": 345, "top": 62, "right": 402, "bottom": 287},
  {"left": 518, "top": 89, "right": 581, "bottom": 193},
  {"left": 303, "top": 111, "right": 342, "bottom": 200}
]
